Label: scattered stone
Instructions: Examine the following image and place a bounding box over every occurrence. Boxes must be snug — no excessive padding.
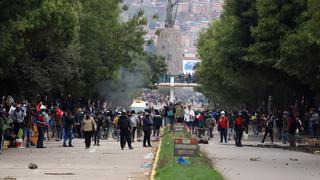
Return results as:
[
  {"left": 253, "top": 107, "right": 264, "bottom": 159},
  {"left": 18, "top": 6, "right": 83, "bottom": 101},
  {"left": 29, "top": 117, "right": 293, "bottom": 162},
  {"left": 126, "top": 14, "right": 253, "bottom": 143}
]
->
[
  {"left": 28, "top": 162, "right": 38, "bottom": 169},
  {"left": 285, "top": 163, "right": 289, "bottom": 165},
  {"left": 289, "top": 158, "right": 299, "bottom": 161},
  {"left": 144, "top": 153, "right": 154, "bottom": 160},
  {"left": 313, "top": 150, "right": 320, "bottom": 155},
  {"left": 44, "top": 173, "right": 74, "bottom": 175},
  {"left": 2, "top": 176, "right": 16, "bottom": 180},
  {"left": 250, "top": 157, "right": 261, "bottom": 161}
]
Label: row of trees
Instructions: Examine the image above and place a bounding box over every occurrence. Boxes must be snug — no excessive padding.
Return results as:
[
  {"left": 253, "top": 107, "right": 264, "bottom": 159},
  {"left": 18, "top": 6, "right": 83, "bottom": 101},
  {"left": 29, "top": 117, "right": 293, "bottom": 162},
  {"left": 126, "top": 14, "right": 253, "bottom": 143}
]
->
[
  {"left": 197, "top": 0, "right": 320, "bottom": 110},
  {"left": 0, "top": 0, "right": 166, "bottom": 101}
]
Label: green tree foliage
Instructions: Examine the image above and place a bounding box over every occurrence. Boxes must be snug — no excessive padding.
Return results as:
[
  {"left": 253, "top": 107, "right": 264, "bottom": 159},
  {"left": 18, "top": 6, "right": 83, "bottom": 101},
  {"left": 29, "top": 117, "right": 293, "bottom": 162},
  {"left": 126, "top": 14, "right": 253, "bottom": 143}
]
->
[
  {"left": 0, "top": 0, "right": 155, "bottom": 100},
  {"left": 197, "top": 0, "right": 320, "bottom": 108}
]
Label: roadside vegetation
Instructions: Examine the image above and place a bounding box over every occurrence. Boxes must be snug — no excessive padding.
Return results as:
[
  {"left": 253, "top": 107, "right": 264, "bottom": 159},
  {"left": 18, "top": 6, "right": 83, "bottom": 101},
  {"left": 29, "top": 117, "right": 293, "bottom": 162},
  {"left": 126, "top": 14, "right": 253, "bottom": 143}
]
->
[{"left": 154, "top": 128, "right": 223, "bottom": 180}]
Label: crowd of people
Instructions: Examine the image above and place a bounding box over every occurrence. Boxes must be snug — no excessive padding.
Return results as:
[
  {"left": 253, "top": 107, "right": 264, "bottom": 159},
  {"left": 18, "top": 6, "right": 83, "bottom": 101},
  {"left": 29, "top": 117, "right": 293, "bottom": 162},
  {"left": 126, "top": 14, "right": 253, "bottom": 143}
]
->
[
  {"left": 0, "top": 95, "right": 164, "bottom": 152},
  {"left": 1, "top": 94, "right": 319, "bottom": 153},
  {"left": 161, "top": 102, "right": 320, "bottom": 147}
]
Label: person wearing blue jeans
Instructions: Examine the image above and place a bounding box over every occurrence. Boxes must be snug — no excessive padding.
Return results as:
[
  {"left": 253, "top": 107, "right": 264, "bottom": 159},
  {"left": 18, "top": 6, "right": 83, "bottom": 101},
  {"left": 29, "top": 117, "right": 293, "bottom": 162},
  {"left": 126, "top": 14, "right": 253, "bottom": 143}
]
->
[{"left": 62, "top": 112, "right": 73, "bottom": 147}]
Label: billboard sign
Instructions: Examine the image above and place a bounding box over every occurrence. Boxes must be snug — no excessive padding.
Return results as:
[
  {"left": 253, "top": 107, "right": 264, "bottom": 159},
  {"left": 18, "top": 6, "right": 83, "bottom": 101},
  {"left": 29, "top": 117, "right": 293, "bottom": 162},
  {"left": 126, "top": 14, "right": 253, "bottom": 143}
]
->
[{"left": 183, "top": 60, "right": 200, "bottom": 74}]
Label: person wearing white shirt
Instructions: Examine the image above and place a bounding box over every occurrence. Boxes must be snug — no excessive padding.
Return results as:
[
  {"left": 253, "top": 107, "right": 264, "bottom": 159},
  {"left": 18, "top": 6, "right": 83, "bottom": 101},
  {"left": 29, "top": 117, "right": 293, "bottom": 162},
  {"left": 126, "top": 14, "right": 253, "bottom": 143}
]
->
[{"left": 184, "top": 106, "right": 195, "bottom": 130}]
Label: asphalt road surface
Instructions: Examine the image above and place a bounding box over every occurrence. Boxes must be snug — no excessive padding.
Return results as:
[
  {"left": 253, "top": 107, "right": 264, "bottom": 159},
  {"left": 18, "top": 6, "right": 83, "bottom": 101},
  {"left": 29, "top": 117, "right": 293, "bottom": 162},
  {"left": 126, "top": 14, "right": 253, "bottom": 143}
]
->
[{"left": 0, "top": 139, "right": 155, "bottom": 180}]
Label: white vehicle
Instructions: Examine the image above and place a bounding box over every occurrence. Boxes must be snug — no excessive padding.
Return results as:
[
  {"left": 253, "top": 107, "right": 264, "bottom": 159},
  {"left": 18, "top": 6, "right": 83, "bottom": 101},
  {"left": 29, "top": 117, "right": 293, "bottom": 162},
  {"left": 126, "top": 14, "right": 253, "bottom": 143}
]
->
[{"left": 130, "top": 100, "right": 148, "bottom": 113}]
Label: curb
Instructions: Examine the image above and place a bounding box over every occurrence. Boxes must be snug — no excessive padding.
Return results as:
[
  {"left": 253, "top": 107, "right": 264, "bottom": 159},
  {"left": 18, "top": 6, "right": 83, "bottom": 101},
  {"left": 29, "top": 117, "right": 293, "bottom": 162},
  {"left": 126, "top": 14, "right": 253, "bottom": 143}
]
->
[{"left": 150, "top": 128, "right": 163, "bottom": 180}]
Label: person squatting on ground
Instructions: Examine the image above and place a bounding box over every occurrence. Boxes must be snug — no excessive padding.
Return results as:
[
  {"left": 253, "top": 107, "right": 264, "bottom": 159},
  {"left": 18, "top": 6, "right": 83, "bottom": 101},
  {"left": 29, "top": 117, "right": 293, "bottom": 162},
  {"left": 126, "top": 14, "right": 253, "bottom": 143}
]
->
[
  {"left": 218, "top": 111, "right": 229, "bottom": 143},
  {"left": 118, "top": 111, "right": 133, "bottom": 150},
  {"left": 143, "top": 112, "right": 153, "bottom": 147},
  {"left": 81, "top": 114, "right": 96, "bottom": 149},
  {"left": 234, "top": 112, "right": 245, "bottom": 147}
]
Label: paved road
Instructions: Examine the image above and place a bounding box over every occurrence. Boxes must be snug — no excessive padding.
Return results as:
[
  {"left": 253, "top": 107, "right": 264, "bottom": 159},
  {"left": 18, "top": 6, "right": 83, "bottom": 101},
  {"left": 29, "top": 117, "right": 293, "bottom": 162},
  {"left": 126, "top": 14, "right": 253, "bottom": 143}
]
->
[
  {"left": 0, "top": 139, "right": 156, "bottom": 180},
  {"left": 202, "top": 141, "right": 320, "bottom": 180}
]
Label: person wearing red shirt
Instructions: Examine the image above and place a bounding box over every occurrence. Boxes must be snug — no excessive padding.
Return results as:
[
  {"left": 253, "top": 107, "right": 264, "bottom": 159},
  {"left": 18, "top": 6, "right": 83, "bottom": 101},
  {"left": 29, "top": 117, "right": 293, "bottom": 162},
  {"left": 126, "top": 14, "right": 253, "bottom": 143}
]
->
[
  {"left": 234, "top": 112, "right": 245, "bottom": 147},
  {"left": 218, "top": 111, "right": 229, "bottom": 143}
]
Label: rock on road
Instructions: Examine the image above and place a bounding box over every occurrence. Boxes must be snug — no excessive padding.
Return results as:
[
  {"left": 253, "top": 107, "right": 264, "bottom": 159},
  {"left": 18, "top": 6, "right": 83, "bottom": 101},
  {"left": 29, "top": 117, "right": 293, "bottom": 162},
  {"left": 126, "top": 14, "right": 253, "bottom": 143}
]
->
[
  {"left": 0, "top": 139, "right": 156, "bottom": 180},
  {"left": 202, "top": 142, "right": 320, "bottom": 180}
]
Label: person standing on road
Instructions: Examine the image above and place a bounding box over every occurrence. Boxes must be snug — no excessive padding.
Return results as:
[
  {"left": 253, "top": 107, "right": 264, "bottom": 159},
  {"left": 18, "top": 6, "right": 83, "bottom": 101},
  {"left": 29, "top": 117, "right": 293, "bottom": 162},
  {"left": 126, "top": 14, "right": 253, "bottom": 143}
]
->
[
  {"left": 282, "top": 111, "right": 289, "bottom": 144},
  {"left": 153, "top": 110, "right": 162, "bottom": 138},
  {"left": 218, "top": 111, "right": 229, "bottom": 143},
  {"left": 234, "top": 112, "right": 245, "bottom": 147},
  {"left": 143, "top": 112, "right": 153, "bottom": 147},
  {"left": 261, "top": 114, "right": 274, "bottom": 144},
  {"left": 228, "top": 111, "right": 236, "bottom": 141},
  {"left": 62, "top": 111, "right": 74, "bottom": 147},
  {"left": 36, "top": 105, "right": 47, "bottom": 148},
  {"left": 94, "top": 112, "right": 103, "bottom": 146},
  {"left": 130, "top": 110, "right": 139, "bottom": 142},
  {"left": 175, "top": 102, "right": 185, "bottom": 123},
  {"left": 118, "top": 111, "right": 133, "bottom": 150},
  {"left": 184, "top": 105, "right": 195, "bottom": 131},
  {"left": 82, "top": 114, "right": 96, "bottom": 149}
]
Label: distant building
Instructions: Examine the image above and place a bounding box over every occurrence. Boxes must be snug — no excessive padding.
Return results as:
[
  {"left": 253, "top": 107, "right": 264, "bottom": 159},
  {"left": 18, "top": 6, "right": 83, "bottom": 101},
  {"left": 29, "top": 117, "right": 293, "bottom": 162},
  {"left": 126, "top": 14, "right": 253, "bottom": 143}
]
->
[{"left": 156, "top": 28, "right": 183, "bottom": 75}]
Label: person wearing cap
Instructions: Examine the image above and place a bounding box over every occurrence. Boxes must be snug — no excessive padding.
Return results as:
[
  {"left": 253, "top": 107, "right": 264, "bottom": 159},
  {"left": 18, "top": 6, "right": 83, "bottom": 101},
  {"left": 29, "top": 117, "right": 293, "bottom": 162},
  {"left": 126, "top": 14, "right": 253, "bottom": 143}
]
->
[
  {"left": 218, "top": 111, "right": 229, "bottom": 143},
  {"left": 118, "top": 111, "right": 133, "bottom": 150},
  {"left": 36, "top": 105, "right": 47, "bottom": 148},
  {"left": 234, "top": 111, "right": 245, "bottom": 147},
  {"left": 143, "top": 111, "right": 153, "bottom": 147}
]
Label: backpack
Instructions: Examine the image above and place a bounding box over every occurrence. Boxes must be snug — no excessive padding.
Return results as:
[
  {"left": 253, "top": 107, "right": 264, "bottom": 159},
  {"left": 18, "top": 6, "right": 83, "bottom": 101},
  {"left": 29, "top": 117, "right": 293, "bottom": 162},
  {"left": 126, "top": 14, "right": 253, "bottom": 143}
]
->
[
  {"left": 167, "top": 110, "right": 174, "bottom": 117},
  {"left": 235, "top": 117, "right": 242, "bottom": 126}
]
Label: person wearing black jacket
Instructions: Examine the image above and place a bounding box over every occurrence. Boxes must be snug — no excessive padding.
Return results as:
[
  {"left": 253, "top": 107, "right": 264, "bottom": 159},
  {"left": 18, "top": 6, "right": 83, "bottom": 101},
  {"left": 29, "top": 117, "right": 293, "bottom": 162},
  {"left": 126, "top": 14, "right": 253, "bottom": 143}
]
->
[
  {"left": 143, "top": 112, "right": 153, "bottom": 147},
  {"left": 153, "top": 110, "right": 162, "bottom": 137},
  {"left": 118, "top": 111, "right": 133, "bottom": 150},
  {"left": 262, "top": 114, "right": 274, "bottom": 144},
  {"left": 62, "top": 111, "right": 74, "bottom": 147},
  {"left": 94, "top": 112, "right": 103, "bottom": 146}
]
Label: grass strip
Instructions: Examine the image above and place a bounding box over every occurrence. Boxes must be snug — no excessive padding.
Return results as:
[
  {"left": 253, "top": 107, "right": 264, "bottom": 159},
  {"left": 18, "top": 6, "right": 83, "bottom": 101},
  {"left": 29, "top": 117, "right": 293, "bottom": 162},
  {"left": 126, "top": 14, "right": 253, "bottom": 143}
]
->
[{"left": 154, "top": 127, "right": 224, "bottom": 180}]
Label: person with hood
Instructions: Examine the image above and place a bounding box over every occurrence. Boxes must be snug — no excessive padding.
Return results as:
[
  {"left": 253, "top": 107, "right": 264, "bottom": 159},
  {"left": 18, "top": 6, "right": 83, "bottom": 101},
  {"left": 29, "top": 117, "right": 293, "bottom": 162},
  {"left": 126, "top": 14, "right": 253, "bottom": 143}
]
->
[
  {"left": 118, "top": 111, "right": 133, "bottom": 150},
  {"left": 11, "top": 103, "right": 26, "bottom": 139},
  {"left": 218, "top": 111, "right": 229, "bottom": 143},
  {"left": 234, "top": 112, "right": 245, "bottom": 147},
  {"left": 143, "top": 112, "right": 153, "bottom": 147}
]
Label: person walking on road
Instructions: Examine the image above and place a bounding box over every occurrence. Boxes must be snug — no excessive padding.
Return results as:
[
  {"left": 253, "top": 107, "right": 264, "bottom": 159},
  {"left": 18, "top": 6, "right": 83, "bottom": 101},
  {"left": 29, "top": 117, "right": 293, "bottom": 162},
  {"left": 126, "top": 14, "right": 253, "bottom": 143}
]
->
[
  {"left": 118, "top": 111, "right": 133, "bottom": 150},
  {"left": 62, "top": 111, "right": 74, "bottom": 147},
  {"left": 218, "top": 111, "right": 229, "bottom": 143},
  {"left": 234, "top": 112, "right": 245, "bottom": 147},
  {"left": 130, "top": 110, "right": 139, "bottom": 142},
  {"left": 143, "top": 112, "right": 153, "bottom": 147},
  {"left": 262, "top": 114, "right": 274, "bottom": 144},
  {"left": 94, "top": 112, "right": 103, "bottom": 146},
  {"left": 82, "top": 114, "right": 96, "bottom": 149}
]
